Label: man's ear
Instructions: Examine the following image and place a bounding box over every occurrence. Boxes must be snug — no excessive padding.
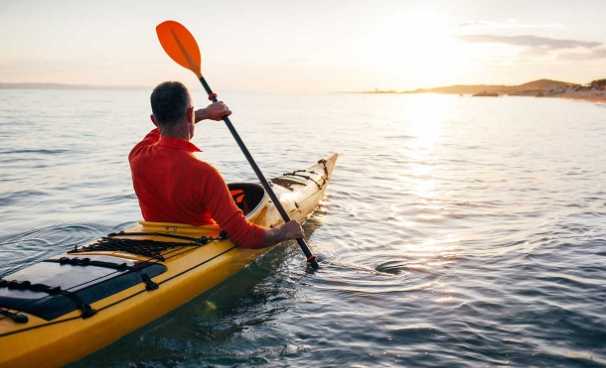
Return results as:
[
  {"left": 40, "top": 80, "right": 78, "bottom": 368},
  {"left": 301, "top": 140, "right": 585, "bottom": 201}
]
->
[
  {"left": 186, "top": 106, "right": 194, "bottom": 123},
  {"left": 150, "top": 114, "right": 159, "bottom": 128}
]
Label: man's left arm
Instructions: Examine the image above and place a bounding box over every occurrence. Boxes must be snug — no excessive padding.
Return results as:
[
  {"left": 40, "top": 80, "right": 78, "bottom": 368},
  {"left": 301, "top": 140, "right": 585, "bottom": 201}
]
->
[{"left": 195, "top": 101, "right": 231, "bottom": 123}]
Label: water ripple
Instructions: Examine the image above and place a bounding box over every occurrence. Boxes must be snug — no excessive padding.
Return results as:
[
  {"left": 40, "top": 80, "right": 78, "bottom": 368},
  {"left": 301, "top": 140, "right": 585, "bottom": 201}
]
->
[{"left": 1, "top": 91, "right": 605, "bottom": 367}]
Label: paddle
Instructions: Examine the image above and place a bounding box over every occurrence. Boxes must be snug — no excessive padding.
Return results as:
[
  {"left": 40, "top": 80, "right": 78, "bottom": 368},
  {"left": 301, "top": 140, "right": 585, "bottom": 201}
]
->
[{"left": 155, "top": 20, "right": 319, "bottom": 270}]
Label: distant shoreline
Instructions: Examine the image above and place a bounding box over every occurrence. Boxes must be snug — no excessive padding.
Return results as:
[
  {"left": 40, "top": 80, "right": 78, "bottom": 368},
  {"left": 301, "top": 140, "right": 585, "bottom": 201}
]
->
[
  {"left": 558, "top": 92, "right": 606, "bottom": 104},
  {"left": 2, "top": 82, "right": 605, "bottom": 103},
  {"left": 359, "top": 78, "right": 606, "bottom": 104}
]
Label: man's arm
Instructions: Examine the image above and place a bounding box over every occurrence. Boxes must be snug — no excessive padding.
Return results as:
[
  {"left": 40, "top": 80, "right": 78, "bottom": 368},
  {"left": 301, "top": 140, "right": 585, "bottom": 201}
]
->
[
  {"left": 261, "top": 221, "right": 305, "bottom": 247},
  {"left": 195, "top": 101, "right": 231, "bottom": 123},
  {"left": 200, "top": 164, "right": 303, "bottom": 248}
]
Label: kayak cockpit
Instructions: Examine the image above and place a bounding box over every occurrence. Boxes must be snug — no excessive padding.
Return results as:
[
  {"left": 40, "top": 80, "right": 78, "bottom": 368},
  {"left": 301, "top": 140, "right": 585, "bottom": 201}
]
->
[{"left": 228, "top": 182, "right": 267, "bottom": 219}]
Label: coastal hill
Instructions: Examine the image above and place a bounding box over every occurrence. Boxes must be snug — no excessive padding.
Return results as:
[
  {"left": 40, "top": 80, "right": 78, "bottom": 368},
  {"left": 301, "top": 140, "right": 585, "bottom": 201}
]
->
[
  {"left": 410, "top": 79, "right": 579, "bottom": 96},
  {"left": 363, "top": 78, "right": 606, "bottom": 102}
]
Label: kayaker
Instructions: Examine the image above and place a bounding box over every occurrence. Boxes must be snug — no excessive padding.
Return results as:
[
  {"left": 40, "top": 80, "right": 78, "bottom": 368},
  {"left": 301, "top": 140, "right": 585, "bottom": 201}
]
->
[{"left": 129, "top": 81, "right": 304, "bottom": 248}]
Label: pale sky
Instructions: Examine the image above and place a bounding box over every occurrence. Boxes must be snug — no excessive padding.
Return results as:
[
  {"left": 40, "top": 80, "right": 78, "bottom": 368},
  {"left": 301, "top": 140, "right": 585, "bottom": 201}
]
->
[{"left": 1, "top": 0, "right": 605, "bottom": 93}]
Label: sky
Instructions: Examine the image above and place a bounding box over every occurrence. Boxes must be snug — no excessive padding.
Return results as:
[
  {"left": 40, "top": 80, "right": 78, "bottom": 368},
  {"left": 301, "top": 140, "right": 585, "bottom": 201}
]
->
[{"left": 1, "top": 0, "right": 605, "bottom": 93}]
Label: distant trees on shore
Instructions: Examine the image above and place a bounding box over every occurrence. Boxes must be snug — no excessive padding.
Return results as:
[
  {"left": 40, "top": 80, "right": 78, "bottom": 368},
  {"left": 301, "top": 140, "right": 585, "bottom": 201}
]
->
[{"left": 589, "top": 79, "right": 606, "bottom": 90}]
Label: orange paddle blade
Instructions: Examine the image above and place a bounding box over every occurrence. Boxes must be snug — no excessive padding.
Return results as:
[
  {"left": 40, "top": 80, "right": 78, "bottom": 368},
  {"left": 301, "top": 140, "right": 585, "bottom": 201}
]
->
[{"left": 156, "top": 20, "right": 202, "bottom": 77}]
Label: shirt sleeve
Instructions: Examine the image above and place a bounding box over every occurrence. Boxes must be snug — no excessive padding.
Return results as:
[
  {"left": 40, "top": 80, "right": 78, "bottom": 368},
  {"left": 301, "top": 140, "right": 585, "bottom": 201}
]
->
[
  {"left": 129, "top": 128, "right": 160, "bottom": 161},
  {"left": 200, "top": 165, "right": 267, "bottom": 248}
]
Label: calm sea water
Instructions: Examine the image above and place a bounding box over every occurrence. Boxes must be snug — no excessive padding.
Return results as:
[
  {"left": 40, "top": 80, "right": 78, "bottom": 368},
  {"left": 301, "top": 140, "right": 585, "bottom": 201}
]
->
[{"left": 1, "top": 89, "right": 605, "bottom": 367}]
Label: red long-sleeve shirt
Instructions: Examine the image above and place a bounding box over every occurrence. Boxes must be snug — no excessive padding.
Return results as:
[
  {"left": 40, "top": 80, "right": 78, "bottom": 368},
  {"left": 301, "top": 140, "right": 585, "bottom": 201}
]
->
[{"left": 128, "top": 128, "right": 266, "bottom": 248}]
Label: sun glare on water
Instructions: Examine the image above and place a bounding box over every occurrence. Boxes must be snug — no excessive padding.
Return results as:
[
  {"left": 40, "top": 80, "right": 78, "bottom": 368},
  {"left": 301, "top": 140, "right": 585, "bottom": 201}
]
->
[
  {"left": 399, "top": 94, "right": 459, "bottom": 255},
  {"left": 405, "top": 95, "right": 451, "bottom": 197}
]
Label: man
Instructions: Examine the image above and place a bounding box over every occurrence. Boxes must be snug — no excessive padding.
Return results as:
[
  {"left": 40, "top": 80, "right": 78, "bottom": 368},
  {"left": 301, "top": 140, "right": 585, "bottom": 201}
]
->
[{"left": 129, "top": 81, "right": 303, "bottom": 248}]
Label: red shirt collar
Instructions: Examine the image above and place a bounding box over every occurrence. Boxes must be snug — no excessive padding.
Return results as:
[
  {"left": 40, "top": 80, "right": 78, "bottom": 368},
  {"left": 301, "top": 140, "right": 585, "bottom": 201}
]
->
[{"left": 157, "top": 135, "right": 201, "bottom": 152}]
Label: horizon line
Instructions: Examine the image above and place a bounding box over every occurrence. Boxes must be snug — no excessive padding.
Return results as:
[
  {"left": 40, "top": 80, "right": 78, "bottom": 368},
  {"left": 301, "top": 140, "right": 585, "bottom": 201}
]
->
[{"left": 0, "top": 82, "right": 151, "bottom": 90}]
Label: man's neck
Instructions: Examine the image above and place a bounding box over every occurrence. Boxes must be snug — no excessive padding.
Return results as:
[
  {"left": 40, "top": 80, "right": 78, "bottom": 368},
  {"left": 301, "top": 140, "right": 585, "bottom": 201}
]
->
[{"left": 159, "top": 125, "right": 190, "bottom": 141}]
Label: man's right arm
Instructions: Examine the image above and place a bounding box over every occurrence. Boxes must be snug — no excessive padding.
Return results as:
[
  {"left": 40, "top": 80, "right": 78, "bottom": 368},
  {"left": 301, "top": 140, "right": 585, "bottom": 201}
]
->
[{"left": 200, "top": 164, "right": 303, "bottom": 248}]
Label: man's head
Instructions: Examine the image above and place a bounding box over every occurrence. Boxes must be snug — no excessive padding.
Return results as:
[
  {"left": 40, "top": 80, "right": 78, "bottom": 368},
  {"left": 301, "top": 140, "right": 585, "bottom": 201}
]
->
[{"left": 150, "top": 81, "right": 195, "bottom": 139}]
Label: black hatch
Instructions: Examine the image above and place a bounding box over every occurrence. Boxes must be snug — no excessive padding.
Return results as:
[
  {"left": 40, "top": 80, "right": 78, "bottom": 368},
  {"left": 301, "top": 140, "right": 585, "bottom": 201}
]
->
[{"left": 0, "top": 255, "right": 166, "bottom": 321}]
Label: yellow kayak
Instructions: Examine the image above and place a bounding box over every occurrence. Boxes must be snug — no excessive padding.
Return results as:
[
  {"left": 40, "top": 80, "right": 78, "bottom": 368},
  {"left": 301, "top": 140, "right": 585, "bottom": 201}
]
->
[{"left": 0, "top": 154, "right": 337, "bottom": 367}]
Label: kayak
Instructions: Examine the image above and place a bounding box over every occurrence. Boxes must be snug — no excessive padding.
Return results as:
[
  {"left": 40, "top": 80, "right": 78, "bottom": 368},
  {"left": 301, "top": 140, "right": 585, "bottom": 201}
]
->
[{"left": 0, "top": 153, "right": 337, "bottom": 367}]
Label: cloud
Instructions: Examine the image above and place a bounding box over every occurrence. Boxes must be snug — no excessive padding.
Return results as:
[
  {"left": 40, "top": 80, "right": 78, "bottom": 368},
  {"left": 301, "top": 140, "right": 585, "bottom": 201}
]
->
[
  {"left": 559, "top": 48, "right": 606, "bottom": 60},
  {"left": 459, "top": 20, "right": 563, "bottom": 30},
  {"left": 460, "top": 34, "right": 601, "bottom": 50}
]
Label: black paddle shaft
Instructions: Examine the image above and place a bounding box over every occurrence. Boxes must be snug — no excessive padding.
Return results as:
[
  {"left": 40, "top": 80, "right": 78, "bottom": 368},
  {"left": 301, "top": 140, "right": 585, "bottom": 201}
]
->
[{"left": 198, "top": 76, "right": 319, "bottom": 269}]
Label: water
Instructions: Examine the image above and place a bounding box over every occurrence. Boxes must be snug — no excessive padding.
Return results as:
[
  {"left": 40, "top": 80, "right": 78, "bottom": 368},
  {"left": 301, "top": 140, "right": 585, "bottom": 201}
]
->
[{"left": 1, "top": 89, "right": 606, "bottom": 367}]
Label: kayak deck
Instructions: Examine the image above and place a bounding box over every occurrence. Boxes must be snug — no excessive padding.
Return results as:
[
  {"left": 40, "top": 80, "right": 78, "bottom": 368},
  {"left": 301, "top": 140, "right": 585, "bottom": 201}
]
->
[{"left": 0, "top": 154, "right": 337, "bottom": 368}]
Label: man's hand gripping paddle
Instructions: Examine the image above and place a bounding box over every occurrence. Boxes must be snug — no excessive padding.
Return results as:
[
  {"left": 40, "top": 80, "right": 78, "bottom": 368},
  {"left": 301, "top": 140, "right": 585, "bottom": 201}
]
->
[{"left": 155, "top": 20, "right": 319, "bottom": 270}]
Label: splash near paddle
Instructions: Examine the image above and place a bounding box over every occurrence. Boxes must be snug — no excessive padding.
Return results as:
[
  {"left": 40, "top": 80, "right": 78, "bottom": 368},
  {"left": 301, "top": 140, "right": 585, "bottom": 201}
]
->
[{"left": 156, "top": 20, "right": 320, "bottom": 269}]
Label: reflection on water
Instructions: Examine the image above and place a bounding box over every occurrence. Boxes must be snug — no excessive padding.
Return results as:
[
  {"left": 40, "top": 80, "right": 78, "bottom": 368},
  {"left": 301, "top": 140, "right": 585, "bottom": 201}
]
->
[{"left": 1, "top": 90, "right": 606, "bottom": 367}]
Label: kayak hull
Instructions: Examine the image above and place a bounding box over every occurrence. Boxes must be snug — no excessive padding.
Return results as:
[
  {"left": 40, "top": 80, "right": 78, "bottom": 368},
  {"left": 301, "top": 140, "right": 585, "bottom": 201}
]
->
[{"left": 0, "top": 154, "right": 337, "bottom": 368}]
